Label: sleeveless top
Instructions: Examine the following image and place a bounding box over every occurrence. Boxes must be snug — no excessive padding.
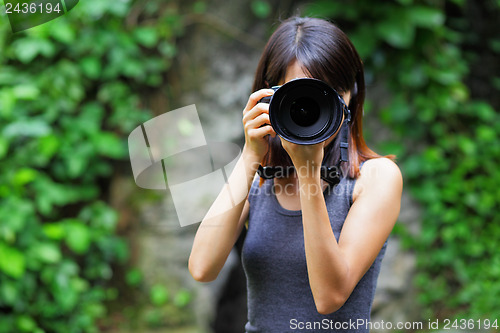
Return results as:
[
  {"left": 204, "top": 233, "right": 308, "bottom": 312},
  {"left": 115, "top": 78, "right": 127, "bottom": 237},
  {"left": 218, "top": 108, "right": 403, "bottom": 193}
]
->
[{"left": 241, "top": 176, "right": 387, "bottom": 333}]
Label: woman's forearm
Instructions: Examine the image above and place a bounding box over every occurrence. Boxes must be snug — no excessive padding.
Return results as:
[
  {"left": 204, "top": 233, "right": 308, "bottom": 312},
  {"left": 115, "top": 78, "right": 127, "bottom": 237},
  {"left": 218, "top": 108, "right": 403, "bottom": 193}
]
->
[
  {"left": 188, "top": 146, "right": 260, "bottom": 282},
  {"left": 298, "top": 174, "right": 350, "bottom": 314}
]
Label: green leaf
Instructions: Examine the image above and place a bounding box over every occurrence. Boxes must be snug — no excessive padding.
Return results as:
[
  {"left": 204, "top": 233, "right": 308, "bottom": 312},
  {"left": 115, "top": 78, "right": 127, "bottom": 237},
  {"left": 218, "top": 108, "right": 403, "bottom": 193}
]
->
[
  {"left": 12, "top": 85, "right": 40, "bottom": 100},
  {"left": 113, "top": 239, "right": 129, "bottom": 263},
  {"left": 38, "top": 135, "right": 60, "bottom": 159},
  {"left": 150, "top": 284, "right": 169, "bottom": 306},
  {"left": 408, "top": 6, "right": 445, "bottom": 28},
  {"left": 174, "top": 289, "right": 192, "bottom": 308},
  {"left": 125, "top": 268, "right": 143, "bottom": 287},
  {"left": 490, "top": 39, "right": 500, "bottom": 53},
  {"left": 33, "top": 242, "right": 62, "bottom": 264},
  {"left": 0, "top": 242, "right": 26, "bottom": 278},
  {"left": 93, "top": 132, "right": 127, "bottom": 158},
  {"left": 251, "top": 0, "right": 271, "bottom": 18},
  {"left": 378, "top": 141, "right": 405, "bottom": 157},
  {"left": 381, "top": 95, "right": 412, "bottom": 124},
  {"left": 43, "top": 223, "right": 66, "bottom": 240},
  {"left": 0, "top": 198, "right": 31, "bottom": 237},
  {"left": 80, "top": 57, "right": 102, "bottom": 80},
  {"left": 0, "top": 281, "right": 18, "bottom": 306},
  {"left": 492, "top": 76, "right": 500, "bottom": 90},
  {"left": 458, "top": 136, "right": 475, "bottom": 155},
  {"left": 80, "top": 201, "right": 118, "bottom": 231},
  {"left": 159, "top": 41, "right": 177, "bottom": 58},
  {"left": 16, "top": 315, "right": 37, "bottom": 332},
  {"left": 3, "top": 119, "right": 51, "bottom": 138},
  {"left": 64, "top": 220, "right": 92, "bottom": 254},
  {"left": 133, "top": 27, "right": 159, "bottom": 48},
  {"left": 476, "top": 126, "right": 496, "bottom": 143},
  {"left": 49, "top": 20, "right": 76, "bottom": 44},
  {"left": 0, "top": 90, "right": 16, "bottom": 119},
  {"left": 12, "top": 38, "right": 56, "bottom": 63},
  {"left": 84, "top": 302, "right": 106, "bottom": 319},
  {"left": 472, "top": 101, "right": 495, "bottom": 122},
  {"left": 350, "top": 26, "right": 379, "bottom": 58},
  {"left": 13, "top": 168, "right": 38, "bottom": 187},
  {"left": 192, "top": 1, "right": 207, "bottom": 14},
  {"left": 377, "top": 10, "right": 416, "bottom": 48},
  {"left": 400, "top": 65, "right": 428, "bottom": 88},
  {"left": 0, "top": 137, "right": 9, "bottom": 159},
  {"left": 66, "top": 153, "right": 89, "bottom": 178},
  {"left": 304, "top": 1, "right": 350, "bottom": 19},
  {"left": 33, "top": 177, "right": 96, "bottom": 211}
]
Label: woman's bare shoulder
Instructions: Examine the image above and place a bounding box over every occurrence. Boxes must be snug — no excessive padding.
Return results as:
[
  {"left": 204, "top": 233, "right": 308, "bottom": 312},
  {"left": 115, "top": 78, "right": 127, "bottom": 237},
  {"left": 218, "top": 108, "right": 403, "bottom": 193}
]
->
[{"left": 353, "top": 157, "right": 402, "bottom": 202}]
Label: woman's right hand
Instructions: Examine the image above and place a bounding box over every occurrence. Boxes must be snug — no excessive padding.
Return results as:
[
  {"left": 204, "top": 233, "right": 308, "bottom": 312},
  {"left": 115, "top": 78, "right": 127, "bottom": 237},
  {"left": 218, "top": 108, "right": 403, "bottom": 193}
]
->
[{"left": 242, "top": 89, "right": 276, "bottom": 160}]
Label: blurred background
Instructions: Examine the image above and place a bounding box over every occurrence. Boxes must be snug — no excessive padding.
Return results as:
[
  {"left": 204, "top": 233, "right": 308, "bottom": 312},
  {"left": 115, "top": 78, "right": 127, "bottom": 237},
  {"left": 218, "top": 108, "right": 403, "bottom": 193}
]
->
[{"left": 0, "top": 0, "right": 499, "bottom": 332}]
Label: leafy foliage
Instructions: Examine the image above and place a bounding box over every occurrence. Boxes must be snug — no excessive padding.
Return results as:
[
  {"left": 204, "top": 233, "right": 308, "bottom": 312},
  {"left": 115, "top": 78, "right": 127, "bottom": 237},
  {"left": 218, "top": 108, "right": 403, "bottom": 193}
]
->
[
  {"left": 307, "top": 0, "right": 500, "bottom": 320},
  {"left": 0, "top": 0, "right": 184, "bottom": 331}
]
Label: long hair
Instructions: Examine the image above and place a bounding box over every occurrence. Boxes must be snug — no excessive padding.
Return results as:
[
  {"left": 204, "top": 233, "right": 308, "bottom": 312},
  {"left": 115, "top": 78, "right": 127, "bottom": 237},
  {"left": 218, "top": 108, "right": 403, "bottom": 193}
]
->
[{"left": 252, "top": 17, "right": 393, "bottom": 179}]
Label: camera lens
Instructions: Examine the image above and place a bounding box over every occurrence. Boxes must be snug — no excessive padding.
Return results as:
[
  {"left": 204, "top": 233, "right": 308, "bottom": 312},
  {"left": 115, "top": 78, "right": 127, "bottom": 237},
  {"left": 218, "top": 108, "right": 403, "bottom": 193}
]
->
[
  {"left": 290, "top": 97, "right": 320, "bottom": 127},
  {"left": 268, "top": 78, "right": 346, "bottom": 145}
]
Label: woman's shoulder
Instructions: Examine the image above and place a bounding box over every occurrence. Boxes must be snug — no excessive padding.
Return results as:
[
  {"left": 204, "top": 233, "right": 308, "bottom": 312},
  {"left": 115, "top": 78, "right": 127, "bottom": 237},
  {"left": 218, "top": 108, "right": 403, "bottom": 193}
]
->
[
  {"left": 360, "top": 157, "right": 402, "bottom": 178},
  {"left": 353, "top": 157, "right": 403, "bottom": 202}
]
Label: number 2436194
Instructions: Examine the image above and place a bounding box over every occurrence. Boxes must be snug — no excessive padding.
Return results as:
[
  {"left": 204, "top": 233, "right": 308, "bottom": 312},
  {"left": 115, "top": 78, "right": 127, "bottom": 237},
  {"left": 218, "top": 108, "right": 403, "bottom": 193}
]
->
[
  {"left": 5, "top": 2, "right": 62, "bottom": 14},
  {"left": 443, "top": 318, "right": 498, "bottom": 330}
]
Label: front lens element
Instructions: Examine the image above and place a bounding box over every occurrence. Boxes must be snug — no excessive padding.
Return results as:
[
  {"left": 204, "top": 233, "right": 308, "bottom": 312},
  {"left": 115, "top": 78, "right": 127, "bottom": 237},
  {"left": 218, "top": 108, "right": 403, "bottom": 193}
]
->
[{"left": 289, "top": 97, "right": 320, "bottom": 127}]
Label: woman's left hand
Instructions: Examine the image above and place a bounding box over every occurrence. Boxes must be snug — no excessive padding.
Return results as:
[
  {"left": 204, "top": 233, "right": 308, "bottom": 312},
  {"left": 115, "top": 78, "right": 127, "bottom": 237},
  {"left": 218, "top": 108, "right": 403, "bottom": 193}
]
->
[{"left": 280, "top": 138, "right": 325, "bottom": 178}]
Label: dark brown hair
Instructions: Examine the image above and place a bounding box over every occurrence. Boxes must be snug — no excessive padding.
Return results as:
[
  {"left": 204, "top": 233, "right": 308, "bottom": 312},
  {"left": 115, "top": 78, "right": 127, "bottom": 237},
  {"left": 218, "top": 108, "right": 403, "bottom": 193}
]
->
[{"left": 253, "top": 17, "right": 393, "bottom": 178}]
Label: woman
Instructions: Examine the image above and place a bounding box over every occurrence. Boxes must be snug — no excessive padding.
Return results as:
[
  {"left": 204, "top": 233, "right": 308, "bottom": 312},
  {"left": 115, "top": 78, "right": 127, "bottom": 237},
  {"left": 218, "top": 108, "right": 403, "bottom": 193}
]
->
[{"left": 189, "top": 16, "right": 402, "bottom": 332}]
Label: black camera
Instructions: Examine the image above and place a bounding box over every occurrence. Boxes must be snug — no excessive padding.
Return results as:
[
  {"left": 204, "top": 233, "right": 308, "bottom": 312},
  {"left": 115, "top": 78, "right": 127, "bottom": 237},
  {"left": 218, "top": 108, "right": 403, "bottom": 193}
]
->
[{"left": 260, "top": 78, "right": 349, "bottom": 145}]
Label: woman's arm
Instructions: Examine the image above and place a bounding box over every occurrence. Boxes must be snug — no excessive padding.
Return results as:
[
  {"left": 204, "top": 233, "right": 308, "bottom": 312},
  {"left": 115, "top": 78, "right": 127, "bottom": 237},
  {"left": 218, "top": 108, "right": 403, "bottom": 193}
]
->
[
  {"left": 188, "top": 89, "right": 275, "bottom": 282},
  {"left": 188, "top": 149, "right": 257, "bottom": 282},
  {"left": 302, "top": 158, "right": 402, "bottom": 314},
  {"left": 282, "top": 141, "right": 402, "bottom": 314}
]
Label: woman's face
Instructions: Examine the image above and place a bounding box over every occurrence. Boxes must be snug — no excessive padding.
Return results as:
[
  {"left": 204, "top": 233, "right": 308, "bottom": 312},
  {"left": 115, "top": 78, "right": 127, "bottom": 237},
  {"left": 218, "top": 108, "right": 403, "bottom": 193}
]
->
[{"left": 281, "top": 61, "right": 351, "bottom": 147}]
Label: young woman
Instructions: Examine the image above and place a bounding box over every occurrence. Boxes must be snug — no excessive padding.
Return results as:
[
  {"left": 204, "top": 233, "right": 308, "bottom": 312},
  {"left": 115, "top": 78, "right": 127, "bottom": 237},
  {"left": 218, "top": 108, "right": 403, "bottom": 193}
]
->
[{"left": 189, "top": 17, "right": 403, "bottom": 332}]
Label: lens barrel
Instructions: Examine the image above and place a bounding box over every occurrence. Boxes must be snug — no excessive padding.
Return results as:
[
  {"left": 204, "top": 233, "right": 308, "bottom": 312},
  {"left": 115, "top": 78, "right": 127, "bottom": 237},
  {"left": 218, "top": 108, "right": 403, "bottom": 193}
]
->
[{"left": 266, "top": 78, "right": 346, "bottom": 145}]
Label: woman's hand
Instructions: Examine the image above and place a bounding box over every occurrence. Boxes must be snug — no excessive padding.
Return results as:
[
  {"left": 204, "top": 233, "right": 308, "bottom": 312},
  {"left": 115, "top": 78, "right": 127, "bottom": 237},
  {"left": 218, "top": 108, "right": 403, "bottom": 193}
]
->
[
  {"left": 242, "top": 89, "right": 276, "bottom": 160},
  {"left": 280, "top": 138, "right": 325, "bottom": 178}
]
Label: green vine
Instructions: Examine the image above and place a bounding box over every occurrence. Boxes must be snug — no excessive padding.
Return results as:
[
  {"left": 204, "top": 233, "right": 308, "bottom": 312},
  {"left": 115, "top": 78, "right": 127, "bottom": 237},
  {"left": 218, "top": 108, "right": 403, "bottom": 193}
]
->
[{"left": 0, "top": 1, "right": 188, "bottom": 331}]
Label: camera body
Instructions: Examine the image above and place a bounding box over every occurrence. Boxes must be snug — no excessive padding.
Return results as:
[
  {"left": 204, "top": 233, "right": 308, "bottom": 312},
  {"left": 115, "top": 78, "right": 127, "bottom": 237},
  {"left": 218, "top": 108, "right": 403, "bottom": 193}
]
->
[{"left": 260, "top": 78, "right": 349, "bottom": 145}]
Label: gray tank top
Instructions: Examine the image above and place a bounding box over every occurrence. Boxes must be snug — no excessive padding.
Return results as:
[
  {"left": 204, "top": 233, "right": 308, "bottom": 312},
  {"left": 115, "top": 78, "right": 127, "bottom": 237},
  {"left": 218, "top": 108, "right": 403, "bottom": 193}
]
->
[{"left": 242, "top": 176, "right": 387, "bottom": 332}]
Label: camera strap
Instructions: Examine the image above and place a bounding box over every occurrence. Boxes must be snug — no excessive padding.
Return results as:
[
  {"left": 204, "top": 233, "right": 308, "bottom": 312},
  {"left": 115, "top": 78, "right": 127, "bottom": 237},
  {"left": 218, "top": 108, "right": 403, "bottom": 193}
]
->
[{"left": 339, "top": 106, "right": 351, "bottom": 163}]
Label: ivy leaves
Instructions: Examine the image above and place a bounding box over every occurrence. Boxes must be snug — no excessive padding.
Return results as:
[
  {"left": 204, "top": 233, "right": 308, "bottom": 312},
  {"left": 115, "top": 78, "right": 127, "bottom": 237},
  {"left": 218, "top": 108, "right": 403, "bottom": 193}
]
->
[{"left": 0, "top": 0, "right": 181, "bottom": 331}]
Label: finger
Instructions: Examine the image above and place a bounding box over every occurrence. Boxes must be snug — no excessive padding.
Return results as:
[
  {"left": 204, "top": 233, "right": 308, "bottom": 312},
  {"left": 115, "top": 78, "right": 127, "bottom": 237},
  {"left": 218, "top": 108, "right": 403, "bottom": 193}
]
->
[
  {"left": 247, "top": 125, "right": 276, "bottom": 140},
  {"left": 247, "top": 112, "right": 273, "bottom": 132},
  {"left": 243, "top": 103, "right": 269, "bottom": 126},
  {"left": 243, "top": 102, "right": 269, "bottom": 123},
  {"left": 243, "top": 89, "right": 275, "bottom": 114}
]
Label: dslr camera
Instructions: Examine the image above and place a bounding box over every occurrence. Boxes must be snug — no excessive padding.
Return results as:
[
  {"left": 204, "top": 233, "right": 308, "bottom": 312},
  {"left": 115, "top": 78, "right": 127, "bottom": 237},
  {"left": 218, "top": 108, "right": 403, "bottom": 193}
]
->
[{"left": 260, "top": 78, "right": 350, "bottom": 145}]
